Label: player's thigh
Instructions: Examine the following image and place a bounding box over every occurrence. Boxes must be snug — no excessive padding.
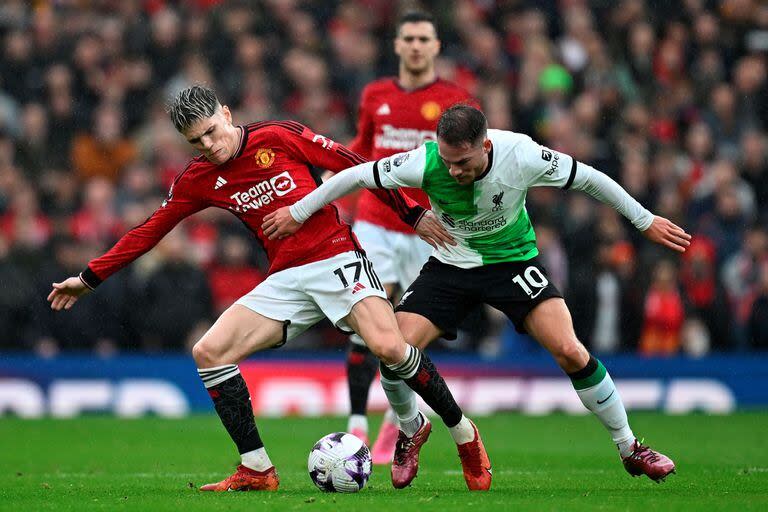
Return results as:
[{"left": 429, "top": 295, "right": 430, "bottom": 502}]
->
[
  {"left": 523, "top": 298, "right": 589, "bottom": 372},
  {"left": 192, "top": 304, "right": 286, "bottom": 367},
  {"left": 233, "top": 269, "right": 327, "bottom": 348},
  {"left": 345, "top": 296, "right": 406, "bottom": 364},
  {"left": 395, "top": 257, "right": 475, "bottom": 345},
  {"left": 395, "top": 311, "right": 442, "bottom": 349},
  {"left": 352, "top": 221, "right": 398, "bottom": 290},
  {"left": 302, "top": 250, "right": 397, "bottom": 351}
]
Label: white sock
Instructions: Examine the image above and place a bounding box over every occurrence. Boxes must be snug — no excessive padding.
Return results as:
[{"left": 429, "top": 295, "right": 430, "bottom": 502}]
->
[
  {"left": 573, "top": 366, "right": 635, "bottom": 457},
  {"left": 380, "top": 375, "right": 419, "bottom": 427},
  {"left": 448, "top": 415, "right": 476, "bottom": 444},
  {"left": 241, "top": 447, "right": 272, "bottom": 472},
  {"left": 347, "top": 414, "right": 368, "bottom": 434},
  {"left": 400, "top": 411, "right": 425, "bottom": 437},
  {"left": 383, "top": 407, "right": 399, "bottom": 427},
  {"left": 616, "top": 438, "right": 637, "bottom": 458}
]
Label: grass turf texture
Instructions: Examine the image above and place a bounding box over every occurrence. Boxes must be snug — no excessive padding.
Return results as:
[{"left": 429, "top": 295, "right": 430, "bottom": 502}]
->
[{"left": 1, "top": 413, "right": 766, "bottom": 511}]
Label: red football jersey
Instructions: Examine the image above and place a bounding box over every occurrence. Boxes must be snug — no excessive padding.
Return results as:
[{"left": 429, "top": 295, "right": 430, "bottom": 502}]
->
[
  {"left": 348, "top": 78, "right": 475, "bottom": 233},
  {"left": 81, "top": 121, "right": 422, "bottom": 287}
]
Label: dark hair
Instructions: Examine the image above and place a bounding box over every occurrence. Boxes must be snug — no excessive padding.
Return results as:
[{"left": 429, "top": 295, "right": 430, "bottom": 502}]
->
[
  {"left": 167, "top": 85, "right": 221, "bottom": 133},
  {"left": 396, "top": 11, "right": 438, "bottom": 38},
  {"left": 436, "top": 104, "right": 488, "bottom": 147}
]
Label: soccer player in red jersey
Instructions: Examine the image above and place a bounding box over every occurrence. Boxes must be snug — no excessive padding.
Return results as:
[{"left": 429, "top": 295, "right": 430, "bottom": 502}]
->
[
  {"left": 344, "top": 11, "right": 476, "bottom": 464},
  {"left": 47, "top": 85, "right": 478, "bottom": 492}
]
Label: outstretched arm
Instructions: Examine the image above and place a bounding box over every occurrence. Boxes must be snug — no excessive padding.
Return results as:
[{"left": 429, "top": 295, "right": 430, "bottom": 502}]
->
[
  {"left": 262, "top": 159, "right": 454, "bottom": 248},
  {"left": 47, "top": 176, "right": 204, "bottom": 310},
  {"left": 261, "top": 161, "right": 380, "bottom": 238},
  {"left": 569, "top": 162, "right": 691, "bottom": 252}
]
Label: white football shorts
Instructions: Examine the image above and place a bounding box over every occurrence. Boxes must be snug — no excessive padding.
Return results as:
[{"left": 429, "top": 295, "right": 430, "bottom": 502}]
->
[
  {"left": 352, "top": 220, "right": 432, "bottom": 292},
  {"left": 235, "top": 250, "right": 387, "bottom": 341}
]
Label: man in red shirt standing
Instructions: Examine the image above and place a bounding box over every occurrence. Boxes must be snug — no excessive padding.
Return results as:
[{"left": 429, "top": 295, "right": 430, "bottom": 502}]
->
[
  {"left": 47, "top": 86, "right": 489, "bottom": 491},
  {"left": 344, "top": 11, "right": 476, "bottom": 463}
]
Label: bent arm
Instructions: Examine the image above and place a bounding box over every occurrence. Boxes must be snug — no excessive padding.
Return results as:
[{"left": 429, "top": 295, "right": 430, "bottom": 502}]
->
[{"left": 568, "top": 162, "right": 654, "bottom": 231}]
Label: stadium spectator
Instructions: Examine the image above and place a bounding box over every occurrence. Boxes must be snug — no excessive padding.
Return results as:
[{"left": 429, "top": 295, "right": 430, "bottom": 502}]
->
[
  {"left": 130, "top": 228, "right": 214, "bottom": 352},
  {"left": 639, "top": 260, "right": 685, "bottom": 356},
  {"left": 70, "top": 103, "right": 138, "bottom": 183},
  {"left": 207, "top": 234, "right": 266, "bottom": 316},
  {"left": 748, "top": 261, "right": 768, "bottom": 349}
]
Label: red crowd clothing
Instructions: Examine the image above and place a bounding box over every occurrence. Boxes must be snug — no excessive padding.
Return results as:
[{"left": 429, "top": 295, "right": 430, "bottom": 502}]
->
[
  {"left": 639, "top": 288, "right": 685, "bottom": 356},
  {"left": 80, "top": 121, "right": 423, "bottom": 288},
  {"left": 348, "top": 78, "right": 475, "bottom": 233}
]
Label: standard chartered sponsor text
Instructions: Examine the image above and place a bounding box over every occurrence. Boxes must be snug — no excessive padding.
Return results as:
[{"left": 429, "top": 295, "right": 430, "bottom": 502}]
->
[{"left": 453, "top": 216, "right": 507, "bottom": 232}]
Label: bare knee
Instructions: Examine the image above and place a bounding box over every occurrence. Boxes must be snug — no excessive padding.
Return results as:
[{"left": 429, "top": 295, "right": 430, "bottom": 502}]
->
[
  {"left": 554, "top": 338, "right": 589, "bottom": 373},
  {"left": 366, "top": 335, "right": 406, "bottom": 365},
  {"left": 192, "top": 339, "right": 225, "bottom": 368}
]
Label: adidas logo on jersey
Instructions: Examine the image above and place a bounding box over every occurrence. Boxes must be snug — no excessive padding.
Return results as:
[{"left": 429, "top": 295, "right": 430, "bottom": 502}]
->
[
  {"left": 376, "top": 103, "right": 391, "bottom": 115},
  {"left": 214, "top": 176, "right": 227, "bottom": 190},
  {"left": 352, "top": 282, "right": 366, "bottom": 294}
]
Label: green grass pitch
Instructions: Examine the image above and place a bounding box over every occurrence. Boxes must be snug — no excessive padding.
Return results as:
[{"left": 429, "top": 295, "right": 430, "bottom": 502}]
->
[{"left": 1, "top": 413, "right": 766, "bottom": 511}]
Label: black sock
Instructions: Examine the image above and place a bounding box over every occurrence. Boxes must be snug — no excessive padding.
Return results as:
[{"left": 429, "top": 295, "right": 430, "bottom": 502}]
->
[
  {"left": 382, "top": 346, "right": 463, "bottom": 428},
  {"left": 347, "top": 343, "right": 379, "bottom": 416},
  {"left": 198, "top": 365, "right": 263, "bottom": 454}
]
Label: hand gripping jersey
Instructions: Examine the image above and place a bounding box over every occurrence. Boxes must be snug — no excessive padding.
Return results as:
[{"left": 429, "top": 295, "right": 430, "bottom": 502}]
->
[
  {"left": 348, "top": 78, "right": 474, "bottom": 233},
  {"left": 80, "top": 121, "right": 423, "bottom": 289},
  {"left": 369, "top": 130, "right": 654, "bottom": 268}
]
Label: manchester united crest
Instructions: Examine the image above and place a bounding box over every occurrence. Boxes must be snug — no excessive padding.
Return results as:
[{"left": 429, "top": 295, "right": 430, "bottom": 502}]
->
[
  {"left": 421, "top": 101, "right": 441, "bottom": 121},
  {"left": 255, "top": 148, "right": 275, "bottom": 168}
]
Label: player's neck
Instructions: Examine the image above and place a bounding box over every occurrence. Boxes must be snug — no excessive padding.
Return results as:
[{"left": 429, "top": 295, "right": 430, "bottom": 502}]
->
[{"left": 398, "top": 68, "right": 437, "bottom": 90}]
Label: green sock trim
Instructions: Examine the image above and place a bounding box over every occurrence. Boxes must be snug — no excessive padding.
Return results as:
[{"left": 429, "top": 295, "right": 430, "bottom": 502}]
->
[{"left": 571, "top": 359, "right": 607, "bottom": 390}]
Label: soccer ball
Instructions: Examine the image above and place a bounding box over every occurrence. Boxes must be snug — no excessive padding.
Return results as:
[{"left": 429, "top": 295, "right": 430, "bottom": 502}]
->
[{"left": 308, "top": 432, "right": 372, "bottom": 493}]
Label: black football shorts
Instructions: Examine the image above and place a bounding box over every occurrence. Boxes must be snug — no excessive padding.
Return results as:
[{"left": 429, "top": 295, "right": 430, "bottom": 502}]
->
[{"left": 395, "top": 256, "right": 563, "bottom": 339}]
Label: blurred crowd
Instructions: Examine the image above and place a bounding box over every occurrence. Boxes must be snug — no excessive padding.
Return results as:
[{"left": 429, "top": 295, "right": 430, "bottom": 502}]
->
[{"left": 0, "top": 0, "right": 767, "bottom": 357}]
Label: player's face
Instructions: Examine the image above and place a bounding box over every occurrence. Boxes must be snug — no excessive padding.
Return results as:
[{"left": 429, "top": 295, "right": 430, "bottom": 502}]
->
[
  {"left": 438, "top": 137, "right": 492, "bottom": 186},
  {"left": 182, "top": 106, "right": 238, "bottom": 165},
  {"left": 395, "top": 22, "right": 440, "bottom": 75}
]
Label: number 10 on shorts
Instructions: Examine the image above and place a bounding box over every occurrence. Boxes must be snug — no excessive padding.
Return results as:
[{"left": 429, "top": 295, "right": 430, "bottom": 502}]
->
[{"left": 512, "top": 266, "right": 549, "bottom": 297}]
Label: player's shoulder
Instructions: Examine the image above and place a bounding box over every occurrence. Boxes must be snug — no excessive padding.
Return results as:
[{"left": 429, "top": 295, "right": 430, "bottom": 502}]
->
[
  {"left": 360, "top": 77, "right": 399, "bottom": 97},
  {"left": 488, "top": 129, "right": 542, "bottom": 167},
  {"left": 245, "top": 119, "right": 308, "bottom": 141},
  {"left": 488, "top": 129, "right": 535, "bottom": 152},
  {"left": 432, "top": 78, "right": 472, "bottom": 97},
  {"left": 167, "top": 155, "right": 209, "bottom": 195},
  {"left": 180, "top": 154, "right": 212, "bottom": 176}
]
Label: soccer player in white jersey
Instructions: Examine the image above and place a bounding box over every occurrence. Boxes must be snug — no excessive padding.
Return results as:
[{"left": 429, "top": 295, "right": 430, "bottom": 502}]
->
[{"left": 264, "top": 105, "right": 689, "bottom": 485}]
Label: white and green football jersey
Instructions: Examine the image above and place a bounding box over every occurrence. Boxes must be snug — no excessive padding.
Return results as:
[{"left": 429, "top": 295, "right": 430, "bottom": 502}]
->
[{"left": 374, "top": 129, "right": 576, "bottom": 269}]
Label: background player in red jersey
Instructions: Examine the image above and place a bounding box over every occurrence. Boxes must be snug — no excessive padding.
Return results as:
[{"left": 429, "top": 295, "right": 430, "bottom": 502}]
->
[
  {"left": 46, "top": 86, "right": 486, "bottom": 492},
  {"left": 344, "top": 11, "right": 476, "bottom": 463}
]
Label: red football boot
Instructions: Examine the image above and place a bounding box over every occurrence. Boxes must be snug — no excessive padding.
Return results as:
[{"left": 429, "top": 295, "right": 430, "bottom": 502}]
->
[
  {"left": 622, "top": 439, "right": 676, "bottom": 482},
  {"left": 456, "top": 420, "right": 492, "bottom": 491},
  {"left": 391, "top": 414, "right": 432, "bottom": 488},
  {"left": 199, "top": 465, "right": 280, "bottom": 491}
]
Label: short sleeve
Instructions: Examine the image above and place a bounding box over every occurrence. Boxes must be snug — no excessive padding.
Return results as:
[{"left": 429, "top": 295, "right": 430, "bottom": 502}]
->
[
  {"left": 514, "top": 136, "right": 577, "bottom": 190},
  {"left": 373, "top": 145, "right": 426, "bottom": 189}
]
